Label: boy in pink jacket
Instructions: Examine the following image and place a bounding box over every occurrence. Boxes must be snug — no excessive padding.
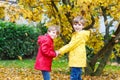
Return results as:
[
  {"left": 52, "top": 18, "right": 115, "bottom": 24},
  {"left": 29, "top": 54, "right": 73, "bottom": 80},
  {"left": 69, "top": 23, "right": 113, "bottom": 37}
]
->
[{"left": 34, "top": 25, "right": 60, "bottom": 80}]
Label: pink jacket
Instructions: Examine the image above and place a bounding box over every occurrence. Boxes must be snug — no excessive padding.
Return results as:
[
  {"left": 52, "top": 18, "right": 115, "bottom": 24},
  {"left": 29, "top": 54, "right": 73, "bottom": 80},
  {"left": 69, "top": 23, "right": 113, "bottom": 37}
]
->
[{"left": 34, "top": 34, "right": 56, "bottom": 72}]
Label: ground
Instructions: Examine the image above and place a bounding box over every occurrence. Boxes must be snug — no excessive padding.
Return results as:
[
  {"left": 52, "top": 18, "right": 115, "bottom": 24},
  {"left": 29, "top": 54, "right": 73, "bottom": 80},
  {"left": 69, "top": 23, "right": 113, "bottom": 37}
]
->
[{"left": 0, "top": 67, "right": 120, "bottom": 80}]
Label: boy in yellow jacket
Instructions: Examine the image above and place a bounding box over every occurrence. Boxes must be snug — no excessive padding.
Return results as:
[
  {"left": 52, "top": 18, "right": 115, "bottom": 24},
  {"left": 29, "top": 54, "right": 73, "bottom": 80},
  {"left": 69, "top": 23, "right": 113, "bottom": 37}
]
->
[{"left": 57, "top": 16, "right": 91, "bottom": 80}]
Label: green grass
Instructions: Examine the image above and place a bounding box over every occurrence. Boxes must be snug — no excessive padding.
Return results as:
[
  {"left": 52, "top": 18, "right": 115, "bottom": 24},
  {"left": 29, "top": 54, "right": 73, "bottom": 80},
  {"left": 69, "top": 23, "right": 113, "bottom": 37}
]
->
[
  {"left": 0, "top": 58, "right": 120, "bottom": 72},
  {"left": 104, "top": 64, "right": 120, "bottom": 71},
  {"left": 0, "top": 58, "right": 68, "bottom": 70},
  {"left": 0, "top": 59, "right": 35, "bottom": 68}
]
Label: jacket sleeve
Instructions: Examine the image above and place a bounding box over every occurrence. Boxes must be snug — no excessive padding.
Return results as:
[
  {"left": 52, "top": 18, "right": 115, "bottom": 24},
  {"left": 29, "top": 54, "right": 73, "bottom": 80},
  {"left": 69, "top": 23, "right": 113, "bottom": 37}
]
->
[
  {"left": 83, "top": 30, "right": 90, "bottom": 42},
  {"left": 59, "top": 36, "right": 81, "bottom": 55},
  {"left": 40, "top": 37, "right": 56, "bottom": 58},
  {"left": 37, "top": 36, "right": 42, "bottom": 45},
  {"left": 59, "top": 31, "right": 90, "bottom": 55}
]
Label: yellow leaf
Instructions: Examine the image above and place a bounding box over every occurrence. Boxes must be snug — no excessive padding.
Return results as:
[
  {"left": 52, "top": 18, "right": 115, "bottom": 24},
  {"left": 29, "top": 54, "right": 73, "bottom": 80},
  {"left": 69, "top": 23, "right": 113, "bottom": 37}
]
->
[{"left": 18, "top": 56, "right": 23, "bottom": 60}]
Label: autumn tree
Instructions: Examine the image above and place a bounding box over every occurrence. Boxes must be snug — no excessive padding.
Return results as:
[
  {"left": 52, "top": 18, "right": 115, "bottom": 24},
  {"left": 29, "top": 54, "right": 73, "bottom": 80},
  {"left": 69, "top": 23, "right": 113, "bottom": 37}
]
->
[{"left": 1, "top": 0, "right": 120, "bottom": 76}]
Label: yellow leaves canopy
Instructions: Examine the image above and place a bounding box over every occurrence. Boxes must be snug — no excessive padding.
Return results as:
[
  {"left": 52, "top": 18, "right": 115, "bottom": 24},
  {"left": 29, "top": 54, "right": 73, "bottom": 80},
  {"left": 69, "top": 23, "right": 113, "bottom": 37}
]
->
[
  {"left": 87, "top": 32, "right": 104, "bottom": 54},
  {"left": 0, "top": 7, "right": 5, "bottom": 19},
  {"left": 1, "top": 0, "right": 120, "bottom": 55}
]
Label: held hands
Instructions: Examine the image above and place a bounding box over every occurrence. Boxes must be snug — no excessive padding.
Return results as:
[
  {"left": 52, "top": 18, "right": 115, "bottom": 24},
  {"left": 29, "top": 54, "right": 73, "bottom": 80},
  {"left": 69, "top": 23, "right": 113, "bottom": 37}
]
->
[{"left": 55, "top": 50, "right": 60, "bottom": 57}]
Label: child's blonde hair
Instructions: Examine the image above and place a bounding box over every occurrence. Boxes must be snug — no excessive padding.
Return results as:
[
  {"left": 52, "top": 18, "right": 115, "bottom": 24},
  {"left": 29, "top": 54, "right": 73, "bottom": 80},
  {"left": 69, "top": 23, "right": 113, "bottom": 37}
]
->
[
  {"left": 47, "top": 25, "right": 60, "bottom": 35},
  {"left": 73, "top": 16, "right": 85, "bottom": 25}
]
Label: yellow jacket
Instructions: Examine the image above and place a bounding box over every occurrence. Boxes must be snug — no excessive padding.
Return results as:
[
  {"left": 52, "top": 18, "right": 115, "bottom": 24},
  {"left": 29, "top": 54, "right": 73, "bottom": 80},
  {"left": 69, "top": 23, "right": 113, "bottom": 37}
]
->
[{"left": 59, "top": 30, "right": 90, "bottom": 67}]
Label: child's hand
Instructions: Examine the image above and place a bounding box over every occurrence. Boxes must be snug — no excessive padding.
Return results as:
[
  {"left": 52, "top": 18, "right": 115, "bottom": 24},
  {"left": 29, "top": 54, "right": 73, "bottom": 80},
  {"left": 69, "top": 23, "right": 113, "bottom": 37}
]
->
[{"left": 55, "top": 50, "right": 59, "bottom": 56}]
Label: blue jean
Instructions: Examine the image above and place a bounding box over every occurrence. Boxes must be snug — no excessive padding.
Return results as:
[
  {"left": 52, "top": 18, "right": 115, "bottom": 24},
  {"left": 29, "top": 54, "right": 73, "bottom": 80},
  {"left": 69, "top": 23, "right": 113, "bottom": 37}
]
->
[
  {"left": 70, "top": 67, "right": 82, "bottom": 80},
  {"left": 41, "top": 70, "right": 50, "bottom": 80}
]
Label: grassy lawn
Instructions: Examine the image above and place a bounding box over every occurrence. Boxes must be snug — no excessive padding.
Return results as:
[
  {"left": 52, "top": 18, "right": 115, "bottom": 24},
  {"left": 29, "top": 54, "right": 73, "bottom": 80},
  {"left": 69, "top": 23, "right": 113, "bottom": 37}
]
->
[
  {"left": 0, "top": 59, "right": 35, "bottom": 68},
  {"left": 0, "top": 58, "right": 68, "bottom": 70},
  {"left": 0, "top": 58, "right": 120, "bottom": 72},
  {"left": 104, "top": 64, "right": 120, "bottom": 71}
]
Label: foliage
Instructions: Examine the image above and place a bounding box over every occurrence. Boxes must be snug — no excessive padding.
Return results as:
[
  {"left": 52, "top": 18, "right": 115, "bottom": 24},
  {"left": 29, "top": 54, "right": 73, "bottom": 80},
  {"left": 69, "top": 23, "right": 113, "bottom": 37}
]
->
[
  {"left": 87, "top": 32, "right": 104, "bottom": 54},
  {"left": 36, "top": 22, "right": 47, "bottom": 35},
  {"left": 114, "top": 44, "right": 120, "bottom": 57},
  {"left": 0, "top": 67, "right": 120, "bottom": 80},
  {"left": 3, "top": 0, "right": 118, "bottom": 51},
  {"left": 0, "top": 21, "right": 39, "bottom": 60},
  {"left": 0, "top": 6, "right": 5, "bottom": 19}
]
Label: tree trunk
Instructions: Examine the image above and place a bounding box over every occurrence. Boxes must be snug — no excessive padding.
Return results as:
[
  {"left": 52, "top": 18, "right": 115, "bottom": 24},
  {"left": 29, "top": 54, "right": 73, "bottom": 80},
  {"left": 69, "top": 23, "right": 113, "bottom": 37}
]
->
[
  {"left": 85, "top": 41, "right": 114, "bottom": 76},
  {"left": 86, "top": 24, "right": 120, "bottom": 76},
  {"left": 93, "top": 45, "right": 113, "bottom": 76},
  {"left": 89, "top": 42, "right": 111, "bottom": 71},
  {"left": 84, "top": 61, "right": 94, "bottom": 75}
]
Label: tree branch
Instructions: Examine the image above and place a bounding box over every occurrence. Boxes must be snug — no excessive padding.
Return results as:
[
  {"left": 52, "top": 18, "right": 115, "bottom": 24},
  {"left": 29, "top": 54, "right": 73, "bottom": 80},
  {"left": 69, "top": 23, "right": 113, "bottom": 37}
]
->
[
  {"left": 84, "top": 14, "right": 95, "bottom": 30},
  {"left": 90, "top": 23, "right": 120, "bottom": 68}
]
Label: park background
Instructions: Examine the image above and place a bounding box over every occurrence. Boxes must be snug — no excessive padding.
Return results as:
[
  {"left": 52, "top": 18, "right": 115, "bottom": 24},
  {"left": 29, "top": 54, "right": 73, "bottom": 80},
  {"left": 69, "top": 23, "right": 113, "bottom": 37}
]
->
[{"left": 0, "top": 0, "right": 120, "bottom": 80}]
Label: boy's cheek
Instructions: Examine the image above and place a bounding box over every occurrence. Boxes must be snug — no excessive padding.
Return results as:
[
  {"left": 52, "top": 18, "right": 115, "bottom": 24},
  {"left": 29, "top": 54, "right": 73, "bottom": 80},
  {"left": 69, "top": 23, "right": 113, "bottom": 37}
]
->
[
  {"left": 55, "top": 35, "right": 57, "bottom": 38},
  {"left": 52, "top": 35, "right": 57, "bottom": 39}
]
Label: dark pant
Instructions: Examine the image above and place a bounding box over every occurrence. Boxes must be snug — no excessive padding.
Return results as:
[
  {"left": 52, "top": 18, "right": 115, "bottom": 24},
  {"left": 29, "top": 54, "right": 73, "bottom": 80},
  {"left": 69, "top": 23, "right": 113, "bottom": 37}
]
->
[
  {"left": 41, "top": 70, "right": 50, "bottom": 80},
  {"left": 70, "top": 67, "right": 82, "bottom": 80}
]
